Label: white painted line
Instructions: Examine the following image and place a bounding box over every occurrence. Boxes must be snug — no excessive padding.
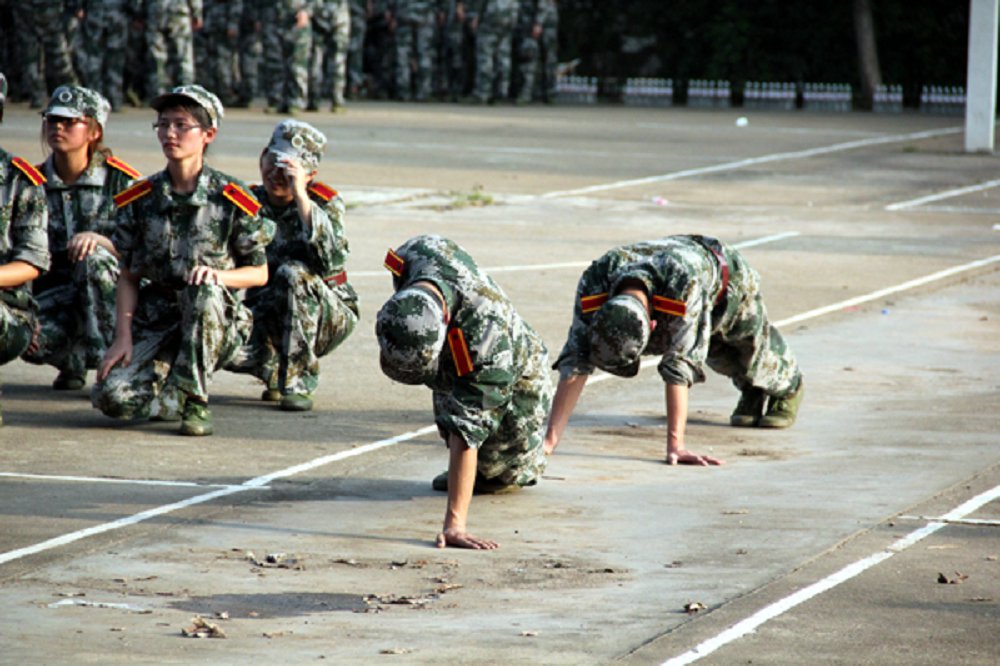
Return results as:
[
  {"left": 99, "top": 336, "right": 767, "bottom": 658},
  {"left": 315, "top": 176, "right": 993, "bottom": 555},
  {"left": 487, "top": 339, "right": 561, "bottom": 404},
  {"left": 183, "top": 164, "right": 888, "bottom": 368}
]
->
[
  {"left": 0, "top": 472, "right": 251, "bottom": 490},
  {"left": 541, "top": 127, "right": 961, "bottom": 199},
  {"left": 885, "top": 178, "right": 1000, "bottom": 211},
  {"left": 0, "top": 425, "right": 436, "bottom": 566},
  {"left": 47, "top": 599, "right": 151, "bottom": 613},
  {"left": 898, "top": 515, "right": 1000, "bottom": 527},
  {"left": 349, "top": 232, "right": 801, "bottom": 279},
  {"left": 662, "top": 482, "right": 1000, "bottom": 666}
]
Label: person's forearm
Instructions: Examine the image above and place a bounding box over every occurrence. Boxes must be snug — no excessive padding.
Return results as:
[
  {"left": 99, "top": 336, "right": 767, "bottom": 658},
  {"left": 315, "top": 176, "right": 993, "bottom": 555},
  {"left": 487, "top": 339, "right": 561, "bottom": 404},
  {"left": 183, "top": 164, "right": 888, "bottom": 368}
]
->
[
  {"left": 444, "top": 433, "right": 477, "bottom": 531},
  {"left": 665, "top": 382, "right": 689, "bottom": 456},
  {"left": 113, "top": 270, "right": 141, "bottom": 339},
  {"left": 0, "top": 260, "right": 41, "bottom": 288},
  {"left": 219, "top": 263, "right": 268, "bottom": 289},
  {"left": 544, "top": 373, "right": 588, "bottom": 452}
]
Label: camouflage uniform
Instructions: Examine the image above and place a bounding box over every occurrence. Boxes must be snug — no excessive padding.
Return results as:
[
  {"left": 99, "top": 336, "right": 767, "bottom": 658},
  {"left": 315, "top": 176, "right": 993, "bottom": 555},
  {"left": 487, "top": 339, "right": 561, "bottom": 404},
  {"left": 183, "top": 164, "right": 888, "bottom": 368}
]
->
[
  {"left": 309, "top": 0, "right": 350, "bottom": 109},
  {"left": 77, "top": 0, "right": 132, "bottom": 110},
  {"left": 235, "top": 0, "right": 264, "bottom": 106},
  {"left": 377, "top": 235, "right": 550, "bottom": 487},
  {"left": 24, "top": 88, "right": 140, "bottom": 383},
  {"left": 435, "top": 0, "right": 466, "bottom": 101},
  {"left": 515, "top": 0, "right": 556, "bottom": 103},
  {"left": 196, "top": 0, "right": 242, "bottom": 104},
  {"left": 91, "top": 165, "right": 273, "bottom": 420},
  {"left": 262, "top": 0, "right": 313, "bottom": 112},
  {"left": 554, "top": 235, "right": 801, "bottom": 399},
  {"left": 467, "top": 0, "right": 517, "bottom": 103},
  {"left": 366, "top": 0, "right": 395, "bottom": 99},
  {"left": 345, "top": 0, "right": 367, "bottom": 95},
  {"left": 227, "top": 121, "right": 358, "bottom": 399},
  {"left": 392, "top": 0, "right": 436, "bottom": 101},
  {"left": 142, "top": 0, "right": 203, "bottom": 96},
  {"left": 15, "top": 1, "right": 80, "bottom": 106},
  {"left": 0, "top": 147, "right": 52, "bottom": 424}
]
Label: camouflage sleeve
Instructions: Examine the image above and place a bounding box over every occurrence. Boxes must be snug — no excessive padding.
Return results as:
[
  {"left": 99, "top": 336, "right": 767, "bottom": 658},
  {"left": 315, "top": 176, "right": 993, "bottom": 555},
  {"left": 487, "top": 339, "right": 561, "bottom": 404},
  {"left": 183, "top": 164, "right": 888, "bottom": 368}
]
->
[
  {"left": 112, "top": 199, "right": 138, "bottom": 274},
  {"left": 9, "top": 178, "right": 51, "bottom": 274},
  {"left": 306, "top": 195, "right": 349, "bottom": 276},
  {"left": 435, "top": 314, "right": 518, "bottom": 449},
  {"left": 98, "top": 168, "right": 137, "bottom": 240},
  {"left": 656, "top": 281, "right": 711, "bottom": 387},
  {"left": 232, "top": 208, "right": 275, "bottom": 268}
]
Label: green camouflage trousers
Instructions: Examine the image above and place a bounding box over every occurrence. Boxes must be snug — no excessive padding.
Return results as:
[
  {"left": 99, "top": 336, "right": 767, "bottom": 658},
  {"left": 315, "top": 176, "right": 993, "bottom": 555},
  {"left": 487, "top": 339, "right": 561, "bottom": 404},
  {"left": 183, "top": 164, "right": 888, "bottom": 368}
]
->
[
  {"left": 708, "top": 245, "right": 800, "bottom": 398},
  {"left": 394, "top": 18, "right": 435, "bottom": 101},
  {"left": 1, "top": 300, "right": 35, "bottom": 369},
  {"left": 92, "top": 283, "right": 251, "bottom": 419},
  {"left": 473, "top": 18, "right": 516, "bottom": 101},
  {"left": 23, "top": 247, "right": 118, "bottom": 378},
  {"left": 433, "top": 339, "right": 552, "bottom": 487},
  {"left": 146, "top": 8, "right": 196, "bottom": 95},
  {"left": 263, "top": 20, "right": 312, "bottom": 110},
  {"left": 228, "top": 262, "right": 358, "bottom": 396},
  {"left": 309, "top": 14, "right": 351, "bottom": 106}
]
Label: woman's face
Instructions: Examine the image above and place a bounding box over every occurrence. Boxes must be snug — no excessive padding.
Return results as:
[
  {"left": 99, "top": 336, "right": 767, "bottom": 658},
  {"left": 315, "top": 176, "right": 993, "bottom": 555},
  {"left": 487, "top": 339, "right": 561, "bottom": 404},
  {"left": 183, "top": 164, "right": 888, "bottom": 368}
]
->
[
  {"left": 155, "top": 109, "right": 215, "bottom": 161},
  {"left": 44, "top": 114, "right": 99, "bottom": 155},
  {"left": 259, "top": 151, "right": 293, "bottom": 202}
]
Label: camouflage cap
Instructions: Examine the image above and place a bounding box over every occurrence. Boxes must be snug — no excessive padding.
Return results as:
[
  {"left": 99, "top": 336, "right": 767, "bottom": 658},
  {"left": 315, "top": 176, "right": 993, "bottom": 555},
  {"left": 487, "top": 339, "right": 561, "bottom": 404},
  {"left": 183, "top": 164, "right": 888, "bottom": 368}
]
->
[
  {"left": 43, "top": 85, "right": 111, "bottom": 128},
  {"left": 376, "top": 286, "right": 448, "bottom": 385},
  {"left": 266, "top": 119, "right": 327, "bottom": 172},
  {"left": 589, "top": 294, "right": 650, "bottom": 378},
  {"left": 151, "top": 84, "right": 224, "bottom": 128},
  {"left": 0, "top": 72, "right": 6, "bottom": 122}
]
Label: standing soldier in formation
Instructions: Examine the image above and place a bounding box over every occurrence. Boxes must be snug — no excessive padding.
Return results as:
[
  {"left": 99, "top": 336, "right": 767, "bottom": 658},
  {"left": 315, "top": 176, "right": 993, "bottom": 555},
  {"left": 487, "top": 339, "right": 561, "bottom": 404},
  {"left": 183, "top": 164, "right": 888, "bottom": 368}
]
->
[
  {"left": 76, "top": 1, "right": 134, "bottom": 111},
  {"left": 436, "top": 0, "right": 467, "bottom": 102},
  {"left": 308, "top": 0, "right": 351, "bottom": 111},
  {"left": 365, "top": 0, "right": 395, "bottom": 99},
  {"left": 376, "top": 235, "right": 552, "bottom": 549},
  {"left": 515, "top": 0, "right": 556, "bottom": 104},
  {"left": 263, "top": 0, "right": 314, "bottom": 114},
  {"left": 141, "top": 0, "right": 204, "bottom": 97},
  {"left": 345, "top": 0, "right": 369, "bottom": 99},
  {"left": 227, "top": 120, "right": 358, "bottom": 411},
  {"left": 0, "top": 74, "right": 52, "bottom": 426},
  {"left": 234, "top": 0, "right": 263, "bottom": 107},
  {"left": 544, "top": 235, "right": 804, "bottom": 465},
  {"left": 23, "top": 86, "right": 141, "bottom": 392},
  {"left": 15, "top": 1, "right": 80, "bottom": 108},
  {"left": 197, "top": 0, "right": 243, "bottom": 106},
  {"left": 392, "top": 0, "right": 437, "bottom": 101},
  {"left": 93, "top": 85, "right": 273, "bottom": 436},
  {"left": 465, "top": 0, "right": 518, "bottom": 104}
]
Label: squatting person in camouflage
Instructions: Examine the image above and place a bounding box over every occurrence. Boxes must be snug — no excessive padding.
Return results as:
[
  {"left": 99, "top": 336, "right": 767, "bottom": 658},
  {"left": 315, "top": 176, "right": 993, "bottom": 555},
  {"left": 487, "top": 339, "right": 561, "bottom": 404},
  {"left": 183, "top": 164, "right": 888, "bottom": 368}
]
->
[
  {"left": 226, "top": 120, "right": 358, "bottom": 412},
  {"left": 93, "top": 85, "right": 274, "bottom": 436},
  {"left": 376, "top": 235, "right": 552, "bottom": 550},
  {"left": 0, "top": 73, "right": 52, "bottom": 426},
  {"left": 23, "top": 86, "right": 142, "bottom": 392},
  {"left": 544, "top": 235, "right": 804, "bottom": 465}
]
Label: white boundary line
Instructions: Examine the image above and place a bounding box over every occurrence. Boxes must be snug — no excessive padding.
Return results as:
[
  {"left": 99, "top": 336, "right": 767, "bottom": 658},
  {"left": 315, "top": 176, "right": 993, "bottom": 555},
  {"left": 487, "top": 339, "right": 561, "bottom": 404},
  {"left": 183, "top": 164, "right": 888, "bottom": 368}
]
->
[
  {"left": 0, "top": 472, "right": 249, "bottom": 490},
  {"left": 541, "top": 127, "right": 961, "bottom": 199},
  {"left": 661, "top": 482, "right": 1000, "bottom": 665},
  {"left": 2, "top": 243, "right": 997, "bottom": 567},
  {"left": 885, "top": 178, "right": 1000, "bottom": 211}
]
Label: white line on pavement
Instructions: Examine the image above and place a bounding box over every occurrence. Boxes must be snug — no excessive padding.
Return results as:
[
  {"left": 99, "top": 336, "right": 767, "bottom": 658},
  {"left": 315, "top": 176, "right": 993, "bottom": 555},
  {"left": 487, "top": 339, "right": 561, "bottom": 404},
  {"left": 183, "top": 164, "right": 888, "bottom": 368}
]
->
[
  {"left": 541, "top": 127, "right": 961, "bottom": 199},
  {"left": 0, "top": 472, "right": 254, "bottom": 490},
  {"left": 1, "top": 245, "right": 996, "bottom": 567},
  {"left": 885, "top": 178, "right": 1000, "bottom": 211},
  {"left": 661, "top": 483, "right": 1000, "bottom": 665}
]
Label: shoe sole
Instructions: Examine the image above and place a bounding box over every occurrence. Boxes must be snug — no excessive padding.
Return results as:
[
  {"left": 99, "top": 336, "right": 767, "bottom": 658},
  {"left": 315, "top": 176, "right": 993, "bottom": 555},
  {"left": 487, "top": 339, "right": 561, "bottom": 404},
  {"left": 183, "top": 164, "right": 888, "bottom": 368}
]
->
[{"left": 180, "top": 423, "right": 213, "bottom": 436}]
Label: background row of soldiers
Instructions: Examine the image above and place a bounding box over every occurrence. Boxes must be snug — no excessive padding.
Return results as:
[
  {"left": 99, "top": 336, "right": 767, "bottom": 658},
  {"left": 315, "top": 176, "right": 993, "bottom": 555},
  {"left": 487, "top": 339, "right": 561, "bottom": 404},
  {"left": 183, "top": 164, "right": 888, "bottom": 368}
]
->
[{"left": 0, "top": 0, "right": 558, "bottom": 113}]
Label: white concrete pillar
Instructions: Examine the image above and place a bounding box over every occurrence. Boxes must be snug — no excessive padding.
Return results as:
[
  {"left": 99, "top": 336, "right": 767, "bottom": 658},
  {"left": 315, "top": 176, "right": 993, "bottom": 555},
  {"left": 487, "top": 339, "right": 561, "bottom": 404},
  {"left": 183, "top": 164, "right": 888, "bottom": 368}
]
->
[{"left": 966, "top": 0, "right": 999, "bottom": 152}]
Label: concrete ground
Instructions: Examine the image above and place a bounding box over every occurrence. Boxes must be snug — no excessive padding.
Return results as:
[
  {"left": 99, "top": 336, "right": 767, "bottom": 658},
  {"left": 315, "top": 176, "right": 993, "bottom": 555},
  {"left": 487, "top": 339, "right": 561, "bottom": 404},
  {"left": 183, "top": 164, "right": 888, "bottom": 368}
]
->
[{"left": 0, "top": 101, "right": 998, "bottom": 665}]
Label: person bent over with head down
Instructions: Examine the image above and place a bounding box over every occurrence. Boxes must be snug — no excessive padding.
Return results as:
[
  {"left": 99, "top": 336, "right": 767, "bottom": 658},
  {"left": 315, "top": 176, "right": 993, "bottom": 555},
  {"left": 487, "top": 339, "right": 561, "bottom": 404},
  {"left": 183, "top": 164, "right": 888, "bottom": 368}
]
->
[
  {"left": 226, "top": 120, "right": 358, "bottom": 412},
  {"left": 376, "top": 235, "right": 552, "bottom": 550},
  {"left": 93, "top": 85, "right": 274, "bottom": 437},
  {"left": 0, "top": 73, "right": 52, "bottom": 426},
  {"left": 23, "top": 85, "right": 142, "bottom": 392},
  {"left": 544, "top": 235, "right": 803, "bottom": 465}
]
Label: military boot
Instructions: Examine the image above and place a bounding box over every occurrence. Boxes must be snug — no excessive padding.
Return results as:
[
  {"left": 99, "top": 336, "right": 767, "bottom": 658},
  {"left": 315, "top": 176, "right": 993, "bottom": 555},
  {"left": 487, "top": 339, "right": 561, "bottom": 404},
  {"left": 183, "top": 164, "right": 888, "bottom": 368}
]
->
[
  {"left": 758, "top": 381, "right": 804, "bottom": 429},
  {"left": 53, "top": 369, "right": 86, "bottom": 391},
  {"left": 431, "top": 471, "right": 520, "bottom": 495},
  {"left": 730, "top": 387, "right": 767, "bottom": 427},
  {"left": 180, "top": 400, "right": 214, "bottom": 436},
  {"left": 280, "top": 393, "right": 314, "bottom": 412},
  {"left": 261, "top": 388, "right": 282, "bottom": 402}
]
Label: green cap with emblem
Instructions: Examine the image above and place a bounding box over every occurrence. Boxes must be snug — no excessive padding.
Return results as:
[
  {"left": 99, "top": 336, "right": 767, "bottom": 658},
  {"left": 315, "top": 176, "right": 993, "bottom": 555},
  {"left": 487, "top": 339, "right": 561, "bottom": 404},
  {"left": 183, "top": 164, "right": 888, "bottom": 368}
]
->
[
  {"left": 151, "top": 84, "right": 224, "bottom": 128},
  {"left": 266, "top": 119, "right": 327, "bottom": 172},
  {"left": 43, "top": 85, "right": 111, "bottom": 128}
]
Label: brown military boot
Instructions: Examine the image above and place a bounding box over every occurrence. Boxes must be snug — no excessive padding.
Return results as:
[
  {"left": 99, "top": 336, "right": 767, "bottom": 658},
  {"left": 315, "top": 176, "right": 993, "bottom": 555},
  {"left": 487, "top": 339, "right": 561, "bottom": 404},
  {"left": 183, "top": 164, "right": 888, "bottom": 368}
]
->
[
  {"left": 758, "top": 381, "right": 804, "bottom": 429},
  {"left": 730, "top": 387, "right": 767, "bottom": 427}
]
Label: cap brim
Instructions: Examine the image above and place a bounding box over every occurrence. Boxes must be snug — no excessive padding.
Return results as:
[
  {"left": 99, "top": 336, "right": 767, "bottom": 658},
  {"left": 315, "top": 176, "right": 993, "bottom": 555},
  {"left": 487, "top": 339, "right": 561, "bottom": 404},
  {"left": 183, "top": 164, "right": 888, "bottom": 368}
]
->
[
  {"left": 602, "top": 359, "right": 641, "bottom": 378},
  {"left": 44, "top": 105, "right": 87, "bottom": 120},
  {"left": 151, "top": 92, "right": 216, "bottom": 126}
]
